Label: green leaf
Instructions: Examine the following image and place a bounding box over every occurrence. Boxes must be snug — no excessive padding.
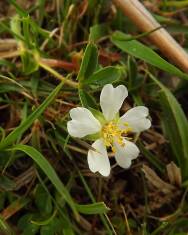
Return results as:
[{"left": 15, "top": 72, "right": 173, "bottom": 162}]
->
[
  {"left": 22, "top": 224, "right": 39, "bottom": 235},
  {"left": 0, "top": 82, "right": 64, "bottom": 150},
  {"left": 10, "top": 15, "right": 22, "bottom": 41},
  {"left": 40, "top": 218, "right": 62, "bottom": 235},
  {"left": 21, "top": 50, "right": 39, "bottom": 74},
  {"left": 35, "top": 184, "right": 52, "bottom": 215},
  {"left": 89, "top": 24, "right": 108, "bottom": 42},
  {"left": 79, "top": 89, "right": 97, "bottom": 109},
  {"left": 149, "top": 73, "right": 188, "bottom": 180},
  {"left": 8, "top": 0, "right": 28, "bottom": 17},
  {"left": 77, "top": 43, "right": 98, "bottom": 81},
  {"left": 9, "top": 144, "right": 78, "bottom": 217},
  {"left": 22, "top": 16, "right": 31, "bottom": 48},
  {"left": 111, "top": 31, "right": 188, "bottom": 80},
  {"left": 75, "top": 202, "right": 110, "bottom": 214},
  {"left": 0, "top": 20, "right": 24, "bottom": 42},
  {"left": 18, "top": 214, "right": 39, "bottom": 235},
  {"left": 83, "top": 66, "right": 121, "bottom": 86}
]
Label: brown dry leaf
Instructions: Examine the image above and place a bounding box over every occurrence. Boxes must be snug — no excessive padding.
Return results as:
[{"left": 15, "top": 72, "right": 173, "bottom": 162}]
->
[
  {"left": 77, "top": 0, "right": 88, "bottom": 19},
  {"left": 142, "top": 164, "right": 175, "bottom": 194},
  {"left": 166, "top": 161, "right": 182, "bottom": 187},
  {"left": 0, "top": 39, "right": 17, "bottom": 52}
]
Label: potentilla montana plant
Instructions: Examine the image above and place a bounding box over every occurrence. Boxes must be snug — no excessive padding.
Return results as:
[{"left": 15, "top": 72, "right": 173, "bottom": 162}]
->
[{"left": 67, "top": 84, "right": 151, "bottom": 176}]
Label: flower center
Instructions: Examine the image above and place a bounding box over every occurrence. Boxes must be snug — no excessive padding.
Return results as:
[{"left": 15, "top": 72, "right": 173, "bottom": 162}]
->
[{"left": 101, "top": 121, "right": 132, "bottom": 151}]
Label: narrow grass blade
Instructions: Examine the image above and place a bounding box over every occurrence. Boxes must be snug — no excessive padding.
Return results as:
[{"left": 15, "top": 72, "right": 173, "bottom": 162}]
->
[
  {"left": 111, "top": 31, "right": 188, "bottom": 80},
  {"left": 0, "top": 82, "right": 64, "bottom": 150},
  {"left": 149, "top": 73, "right": 188, "bottom": 180},
  {"left": 8, "top": 0, "right": 28, "bottom": 17},
  {"left": 9, "top": 144, "right": 78, "bottom": 217},
  {"left": 0, "top": 216, "right": 15, "bottom": 235},
  {"left": 138, "top": 141, "right": 165, "bottom": 173},
  {"left": 9, "top": 145, "right": 109, "bottom": 217},
  {"left": 77, "top": 43, "right": 98, "bottom": 82}
]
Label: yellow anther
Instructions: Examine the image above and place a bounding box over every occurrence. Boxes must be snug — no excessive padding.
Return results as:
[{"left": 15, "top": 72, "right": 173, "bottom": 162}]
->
[
  {"left": 112, "top": 146, "right": 116, "bottom": 153},
  {"left": 101, "top": 121, "right": 131, "bottom": 152},
  {"left": 126, "top": 127, "right": 132, "bottom": 132}
]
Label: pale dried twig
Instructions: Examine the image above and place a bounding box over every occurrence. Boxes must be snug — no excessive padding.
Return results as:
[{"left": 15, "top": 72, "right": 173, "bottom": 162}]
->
[
  {"left": 167, "top": 162, "right": 182, "bottom": 187},
  {"left": 142, "top": 164, "right": 176, "bottom": 194},
  {"left": 113, "top": 0, "right": 188, "bottom": 72}
]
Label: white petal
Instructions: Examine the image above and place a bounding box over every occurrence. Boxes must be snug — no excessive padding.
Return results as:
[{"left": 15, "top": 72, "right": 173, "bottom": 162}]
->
[
  {"left": 119, "top": 106, "right": 151, "bottom": 133},
  {"left": 113, "top": 139, "right": 139, "bottom": 168},
  {"left": 67, "top": 107, "right": 101, "bottom": 138},
  {"left": 87, "top": 138, "right": 110, "bottom": 176},
  {"left": 100, "top": 84, "right": 128, "bottom": 121}
]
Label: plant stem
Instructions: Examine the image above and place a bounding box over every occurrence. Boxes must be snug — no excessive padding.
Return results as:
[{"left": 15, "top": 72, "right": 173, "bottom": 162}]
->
[{"left": 39, "top": 60, "right": 78, "bottom": 88}]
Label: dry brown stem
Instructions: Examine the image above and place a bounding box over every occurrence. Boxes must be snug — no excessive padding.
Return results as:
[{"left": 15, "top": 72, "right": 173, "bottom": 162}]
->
[{"left": 113, "top": 0, "right": 188, "bottom": 73}]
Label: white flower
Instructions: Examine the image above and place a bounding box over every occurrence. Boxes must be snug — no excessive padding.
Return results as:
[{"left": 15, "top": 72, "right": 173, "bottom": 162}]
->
[{"left": 67, "top": 84, "right": 151, "bottom": 176}]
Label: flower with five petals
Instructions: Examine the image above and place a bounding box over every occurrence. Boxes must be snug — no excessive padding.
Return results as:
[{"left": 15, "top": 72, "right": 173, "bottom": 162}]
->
[{"left": 67, "top": 84, "right": 151, "bottom": 176}]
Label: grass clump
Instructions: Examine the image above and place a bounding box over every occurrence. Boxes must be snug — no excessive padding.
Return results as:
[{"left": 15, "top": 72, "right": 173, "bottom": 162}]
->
[{"left": 0, "top": 1, "right": 188, "bottom": 234}]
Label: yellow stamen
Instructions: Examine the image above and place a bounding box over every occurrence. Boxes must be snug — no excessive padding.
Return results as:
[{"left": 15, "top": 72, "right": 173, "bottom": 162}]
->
[{"left": 101, "top": 121, "right": 132, "bottom": 151}]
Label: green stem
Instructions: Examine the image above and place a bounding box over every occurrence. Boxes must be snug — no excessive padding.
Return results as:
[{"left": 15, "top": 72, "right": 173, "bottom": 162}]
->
[
  {"left": 39, "top": 61, "right": 78, "bottom": 88},
  {"left": 160, "top": 0, "right": 188, "bottom": 7}
]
